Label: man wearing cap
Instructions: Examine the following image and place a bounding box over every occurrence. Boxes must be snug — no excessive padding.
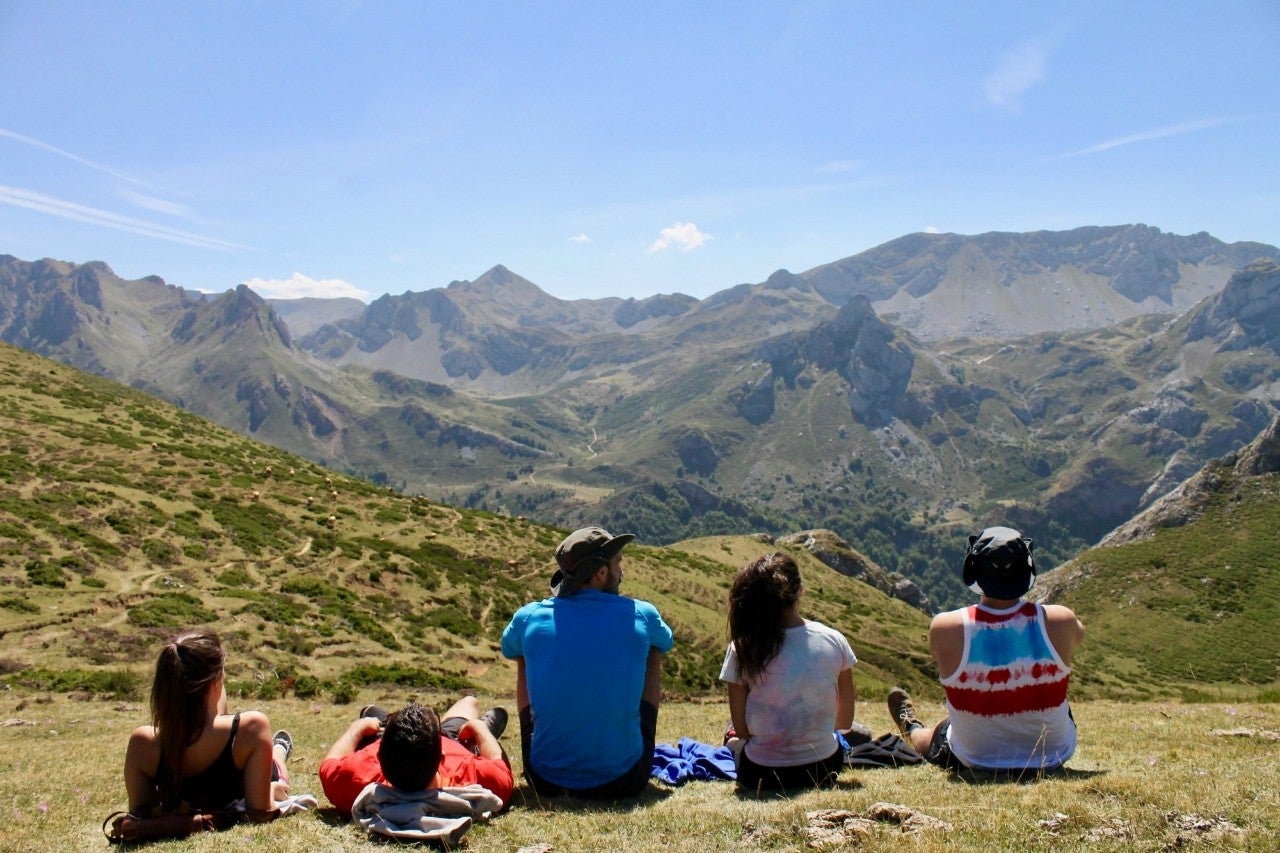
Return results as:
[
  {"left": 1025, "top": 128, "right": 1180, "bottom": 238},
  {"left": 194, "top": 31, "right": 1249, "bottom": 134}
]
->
[
  {"left": 501, "top": 526, "right": 674, "bottom": 797},
  {"left": 887, "top": 526, "right": 1085, "bottom": 774}
]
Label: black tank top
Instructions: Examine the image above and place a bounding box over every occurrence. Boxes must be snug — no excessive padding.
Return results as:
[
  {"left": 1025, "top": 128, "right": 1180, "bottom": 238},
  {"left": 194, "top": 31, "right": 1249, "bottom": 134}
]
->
[{"left": 159, "top": 713, "right": 244, "bottom": 810}]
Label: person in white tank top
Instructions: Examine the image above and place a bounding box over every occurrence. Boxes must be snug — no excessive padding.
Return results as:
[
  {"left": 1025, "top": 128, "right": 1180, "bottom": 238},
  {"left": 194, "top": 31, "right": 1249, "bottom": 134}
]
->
[{"left": 887, "top": 526, "right": 1085, "bottom": 774}]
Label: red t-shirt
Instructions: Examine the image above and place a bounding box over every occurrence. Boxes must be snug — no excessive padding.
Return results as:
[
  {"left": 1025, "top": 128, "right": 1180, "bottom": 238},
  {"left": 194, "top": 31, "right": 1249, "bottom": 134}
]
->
[{"left": 319, "top": 736, "right": 513, "bottom": 815}]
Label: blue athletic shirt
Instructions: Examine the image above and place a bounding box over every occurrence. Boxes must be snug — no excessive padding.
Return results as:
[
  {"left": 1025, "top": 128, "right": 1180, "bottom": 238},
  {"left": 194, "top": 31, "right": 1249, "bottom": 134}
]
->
[{"left": 501, "top": 589, "right": 674, "bottom": 789}]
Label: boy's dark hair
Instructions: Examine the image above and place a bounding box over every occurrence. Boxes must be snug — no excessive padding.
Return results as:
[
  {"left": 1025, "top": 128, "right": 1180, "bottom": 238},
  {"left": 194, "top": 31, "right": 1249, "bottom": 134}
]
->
[{"left": 378, "top": 702, "right": 442, "bottom": 792}]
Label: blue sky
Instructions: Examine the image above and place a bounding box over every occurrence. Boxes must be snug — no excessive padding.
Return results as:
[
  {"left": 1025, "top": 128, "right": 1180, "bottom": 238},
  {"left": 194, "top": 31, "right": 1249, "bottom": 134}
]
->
[{"left": 1, "top": 2, "right": 1277, "bottom": 303}]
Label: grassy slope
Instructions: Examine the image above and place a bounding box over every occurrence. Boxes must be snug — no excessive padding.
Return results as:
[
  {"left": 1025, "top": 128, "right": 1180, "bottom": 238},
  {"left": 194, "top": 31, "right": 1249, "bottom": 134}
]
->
[
  {"left": 0, "top": 341, "right": 935, "bottom": 704},
  {"left": 3, "top": 345, "right": 1280, "bottom": 849},
  {"left": 1039, "top": 471, "right": 1280, "bottom": 700}
]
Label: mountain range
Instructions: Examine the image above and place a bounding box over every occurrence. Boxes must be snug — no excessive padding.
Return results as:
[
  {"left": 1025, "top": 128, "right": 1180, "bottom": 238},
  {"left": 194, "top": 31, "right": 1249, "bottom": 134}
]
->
[
  {"left": 3, "top": 223, "right": 1278, "bottom": 609},
  {"left": 2, "top": 335, "right": 1274, "bottom": 702}
]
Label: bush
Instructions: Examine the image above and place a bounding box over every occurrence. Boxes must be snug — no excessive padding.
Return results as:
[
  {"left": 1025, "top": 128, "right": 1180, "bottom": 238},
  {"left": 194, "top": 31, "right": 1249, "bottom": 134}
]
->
[
  {"left": 0, "top": 596, "right": 39, "bottom": 614},
  {"left": 127, "top": 593, "right": 217, "bottom": 628},
  {"left": 423, "top": 605, "right": 483, "bottom": 639},
  {"left": 332, "top": 681, "right": 357, "bottom": 704},
  {"left": 293, "top": 674, "right": 322, "bottom": 699},
  {"left": 141, "top": 538, "right": 178, "bottom": 565},
  {"left": 217, "top": 566, "right": 253, "bottom": 587},
  {"left": 25, "top": 560, "right": 66, "bottom": 588},
  {"left": 0, "top": 667, "right": 140, "bottom": 698},
  {"left": 340, "top": 663, "right": 471, "bottom": 693}
]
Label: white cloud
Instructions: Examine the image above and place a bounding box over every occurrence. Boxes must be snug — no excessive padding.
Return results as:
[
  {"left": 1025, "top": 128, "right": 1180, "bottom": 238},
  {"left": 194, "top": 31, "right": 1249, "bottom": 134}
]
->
[
  {"left": 119, "top": 188, "right": 194, "bottom": 218},
  {"left": 647, "top": 221, "right": 711, "bottom": 254},
  {"left": 242, "top": 272, "right": 370, "bottom": 301},
  {"left": 0, "top": 126, "right": 156, "bottom": 187},
  {"left": 924, "top": 225, "right": 940, "bottom": 234},
  {"left": 817, "top": 159, "right": 863, "bottom": 174},
  {"left": 0, "top": 184, "right": 250, "bottom": 251},
  {"left": 985, "top": 41, "right": 1047, "bottom": 109},
  {"left": 1041, "top": 118, "right": 1237, "bottom": 161},
  {"left": 569, "top": 233, "right": 591, "bottom": 244}
]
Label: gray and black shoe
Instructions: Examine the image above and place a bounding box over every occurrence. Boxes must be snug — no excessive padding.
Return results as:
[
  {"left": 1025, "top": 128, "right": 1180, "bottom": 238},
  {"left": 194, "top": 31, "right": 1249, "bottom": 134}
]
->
[
  {"left": 480, "top": 707, "right": 508, "bottom": 739},
  {"left": 887, "top": 687, "right": 923, "bottom": 738},
  {"left": 358, "top": 705, "right": 390, "bottom": 724}
]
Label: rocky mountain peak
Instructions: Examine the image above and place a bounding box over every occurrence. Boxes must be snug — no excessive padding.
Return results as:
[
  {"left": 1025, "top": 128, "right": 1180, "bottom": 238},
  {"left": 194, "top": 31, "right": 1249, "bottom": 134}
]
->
[
  {"left": 1098, "top": 413, "right": 1280, "bottom": 548},
  {"left": 763, "top": 268, "right": 809, "bottom": 292},
  {"left": 803, "top": 225, "right": 1280, "bottom": 341},
  {"left": 1183, "top": 258, "right": 1280, "bottom": 350},
  {"left": 204, "top": 284, "right": 292, "bottom": 347},
  {"left": 774, "top": 529, "right": 934, "bottom": 614}
]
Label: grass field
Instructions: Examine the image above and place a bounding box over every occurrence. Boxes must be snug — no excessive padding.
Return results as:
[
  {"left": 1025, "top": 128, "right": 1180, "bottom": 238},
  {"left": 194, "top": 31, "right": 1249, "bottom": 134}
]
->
[{"left": 3, "top": 691, "right": 1277, "bottom": 851}]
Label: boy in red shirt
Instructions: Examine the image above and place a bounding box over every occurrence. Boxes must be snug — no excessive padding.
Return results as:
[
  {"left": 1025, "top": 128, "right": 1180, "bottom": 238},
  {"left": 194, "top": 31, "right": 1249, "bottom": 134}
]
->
[{"left": 319, "top": 697, "right": 513, "bottom": 815}]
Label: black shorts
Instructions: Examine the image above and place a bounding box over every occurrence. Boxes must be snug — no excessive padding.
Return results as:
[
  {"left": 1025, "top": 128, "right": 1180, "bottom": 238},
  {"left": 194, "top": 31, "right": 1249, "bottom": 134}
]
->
[
  {"left": 520, "top": 700, "right": 658, "bottom": 799},
  {"left": 734, "top": 743, "right": 844, "bottom": 793},
  {"left": 440, "top": 715, "right": 467, "bottom": 741},
  {"left": 920, "top": 719, "right": 965, "bottom": 770}
]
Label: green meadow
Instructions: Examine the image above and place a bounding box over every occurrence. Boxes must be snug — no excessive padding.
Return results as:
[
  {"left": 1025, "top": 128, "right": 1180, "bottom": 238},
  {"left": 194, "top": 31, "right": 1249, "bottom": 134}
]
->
[{"left": 2, "top": 343, "right": 1278, "bottom": 849}]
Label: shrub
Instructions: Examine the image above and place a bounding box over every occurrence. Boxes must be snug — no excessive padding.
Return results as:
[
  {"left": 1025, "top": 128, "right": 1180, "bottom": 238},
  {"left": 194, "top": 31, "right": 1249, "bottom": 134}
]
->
[
  {"left": 141, "top": 538, "right": 178, "bottom": 565},
  {"left": 332, "top": 681, "right": 357, "bottom": 704},
  {"left": 293, "top": 674, "right": 322, "bottom": 699},
  {"left": 340, "top": 663, "right": 471, "bottom": 693},
  {"left": 422, "top": 605, "right": 483, "bottom": 639},
  {"left": 210, "top": 498, "right": 291, "bottom": 555},
  {"left": 0, "top": 667, "right": 140, "bottom": 699},
  {"left": 127, "top": 592, "right": 217, "bottom": 628},
  {"left": 25, "top": 560, "right": 66, "bottom": 588},
  {"left": 216, "top": 566, "right": 253, "bottom": 587}
]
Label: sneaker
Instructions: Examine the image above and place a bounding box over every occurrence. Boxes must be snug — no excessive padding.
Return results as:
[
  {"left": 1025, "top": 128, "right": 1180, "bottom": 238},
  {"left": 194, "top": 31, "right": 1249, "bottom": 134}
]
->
[
  {"left": 887, "top": 688, "right": 923, "bottom": 738},
  {"left": 479, "top": 707, "right": 508, "bottom": 739},
  {"left": 358, "top": 704, "right": 389, "bottom": 724},
  {"left": 272, "top": 730, "right": 293, "bottom": 761}
]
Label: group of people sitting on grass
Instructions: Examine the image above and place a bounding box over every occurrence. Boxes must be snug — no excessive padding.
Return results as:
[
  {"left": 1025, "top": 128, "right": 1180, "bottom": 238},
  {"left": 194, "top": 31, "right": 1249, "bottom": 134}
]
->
[{"left": 120, "top": 523, "right": 1085, "bottom": 835}]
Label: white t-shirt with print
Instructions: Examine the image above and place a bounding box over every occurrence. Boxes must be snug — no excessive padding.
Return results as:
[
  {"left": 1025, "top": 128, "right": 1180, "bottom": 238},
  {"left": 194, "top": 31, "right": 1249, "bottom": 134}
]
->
[{"left": 720, "top": 619, "right": 857, "bottom": 767}]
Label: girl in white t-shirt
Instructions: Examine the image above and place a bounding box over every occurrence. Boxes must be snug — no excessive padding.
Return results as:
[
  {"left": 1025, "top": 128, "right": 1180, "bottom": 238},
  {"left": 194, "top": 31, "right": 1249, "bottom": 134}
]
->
[{"left": 720, "top": 553, "right": 859, "bottom": 792}]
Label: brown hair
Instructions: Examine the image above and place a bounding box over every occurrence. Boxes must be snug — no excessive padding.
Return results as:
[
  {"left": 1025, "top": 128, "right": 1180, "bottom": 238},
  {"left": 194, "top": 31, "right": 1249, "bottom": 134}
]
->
[
  {"left": 150, "top": 628, "right": 225, "bottom": 789},
  {"left": 728, "top": 553, "right": 803, "bottom": 683},
  {"left": 379, "top": 703, "right": 443, "bottom": 792}
]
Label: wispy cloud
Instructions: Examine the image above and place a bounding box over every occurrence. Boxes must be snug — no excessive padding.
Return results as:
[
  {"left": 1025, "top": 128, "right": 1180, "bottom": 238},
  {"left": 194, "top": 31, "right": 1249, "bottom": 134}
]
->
[
  {"left": 1041, "top": 118, "right": 1240, "bottom": 161},
  {"left": 243, "top": 272, "right": 369, "bottom": 300},
  {"left": 0, "top": 126, "right": 154, "bottom": 187},
  {"left": 118, "top": 188, "right": 194, "bottom": 218},
  {"left": 569, "top": 233, "right": 591, "bottom": 244},
  {"left": 817, "top": 159, "right": 863, "bottom": 175},
  {"left": 647, "top": 222, "right": 711, "bottom": 254},
  {"left": 0, "top": 185, "right": 251, "bottom": 251},
  {"left": 923, "top": 225, "right": 941, "bottom": 234},
  {"left": 985, "top": 41, "right": 1047, "bottom": 110}
]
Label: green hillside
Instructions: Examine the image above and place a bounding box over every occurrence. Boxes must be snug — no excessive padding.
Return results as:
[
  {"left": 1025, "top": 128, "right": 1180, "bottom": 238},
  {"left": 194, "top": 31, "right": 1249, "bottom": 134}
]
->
[
  {"left": 1039, "top": 462, "right": 1280, "bottom": 700},
  {"left": 0, "top": 342, "right": 936, "bottom": 704}
]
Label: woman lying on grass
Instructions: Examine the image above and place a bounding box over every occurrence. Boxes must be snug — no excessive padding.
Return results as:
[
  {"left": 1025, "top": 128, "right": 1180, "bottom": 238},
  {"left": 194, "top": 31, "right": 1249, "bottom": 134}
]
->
[
  {"left": 123, "top": 628, "right": 292, "bottom": 818},
  {"left": 721, "top": 553, "right": 859, "bottom": 793}
]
